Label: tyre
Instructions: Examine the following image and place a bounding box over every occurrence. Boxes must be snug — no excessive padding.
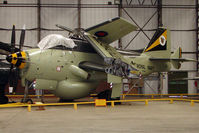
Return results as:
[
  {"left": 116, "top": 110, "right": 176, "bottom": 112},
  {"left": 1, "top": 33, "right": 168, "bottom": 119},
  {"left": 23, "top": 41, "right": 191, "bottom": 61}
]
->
[{"left": 21, "top": 98, "right": 33, "bottom": 104}]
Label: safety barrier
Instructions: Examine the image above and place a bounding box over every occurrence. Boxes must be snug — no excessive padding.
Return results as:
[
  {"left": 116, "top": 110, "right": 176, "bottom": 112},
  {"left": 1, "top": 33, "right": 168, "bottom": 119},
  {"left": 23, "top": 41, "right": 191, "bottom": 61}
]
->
[
  {"left": 121, "top": 93, "right": 199, "bottom": 100},
  {"left": 7, "top": 93, "right": 199, "bottom": 99},
  {"left": 6, "top": 94, "right": 55, "bottom": 98},
  {"left": 0, "top": 98, "right": 199, "bottom": 112}
]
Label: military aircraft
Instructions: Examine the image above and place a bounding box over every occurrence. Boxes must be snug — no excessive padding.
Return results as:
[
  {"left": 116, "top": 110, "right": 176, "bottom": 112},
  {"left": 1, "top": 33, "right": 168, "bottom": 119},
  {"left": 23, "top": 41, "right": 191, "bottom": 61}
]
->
[{"left": 0, "top": 17, "right": 196, "bottom": 104}]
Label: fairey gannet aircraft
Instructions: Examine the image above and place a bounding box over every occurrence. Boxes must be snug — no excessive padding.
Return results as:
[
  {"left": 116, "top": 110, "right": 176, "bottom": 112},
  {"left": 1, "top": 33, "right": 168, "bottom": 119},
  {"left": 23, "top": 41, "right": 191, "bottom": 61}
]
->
[{"left": 0, "top": 17, "right": 196, "bottom": 104}]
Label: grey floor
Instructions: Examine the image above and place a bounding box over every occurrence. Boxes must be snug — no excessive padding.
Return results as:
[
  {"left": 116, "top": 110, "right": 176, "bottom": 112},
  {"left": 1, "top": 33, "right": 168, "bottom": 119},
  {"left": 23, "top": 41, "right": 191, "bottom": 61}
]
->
[{"left": 0, "top": 101, "right": 199, "bottom": 133}]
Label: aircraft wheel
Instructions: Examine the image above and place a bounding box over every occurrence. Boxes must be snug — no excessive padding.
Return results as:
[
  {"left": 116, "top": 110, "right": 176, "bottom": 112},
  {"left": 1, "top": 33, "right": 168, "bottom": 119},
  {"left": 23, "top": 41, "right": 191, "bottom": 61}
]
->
[
  {"left": 98, "top": 90, "right": 111, "bottom": 101},
  {"left": 0, "top": 96, "right": 9, "bottom": 104},
  {"left": 21, "top": 98, "right": 33, "bottom": 104},
  {"left": 98, "top": 90, "right": 121, "bottom": 105},
  {"left": 110, "top": 97, "right": 121, "bottom": 105},
  {"left": 59, "top": 99, "right": 74, "bottom": 102}
]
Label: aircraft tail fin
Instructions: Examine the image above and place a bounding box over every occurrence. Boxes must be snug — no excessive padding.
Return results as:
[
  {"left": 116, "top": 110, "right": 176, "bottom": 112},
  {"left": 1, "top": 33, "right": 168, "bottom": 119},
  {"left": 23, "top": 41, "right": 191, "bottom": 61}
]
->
[{"left": 142, "top": 28, "right": 171, "bottom": 58}]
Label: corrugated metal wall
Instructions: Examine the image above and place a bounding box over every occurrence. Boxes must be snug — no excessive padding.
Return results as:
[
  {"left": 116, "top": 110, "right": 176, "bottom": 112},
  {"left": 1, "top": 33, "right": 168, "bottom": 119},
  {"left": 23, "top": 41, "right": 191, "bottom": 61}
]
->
[
  {"left": 0, "top": 0, "right": 37, "bottom": 46},
  {"left": 0, "top": 0, "right": 196, "bottom": 52},
  {"left": 162, "top": 1, "right": 196, "bottom": 71},
  {"left": 162, "top": 0, "right": 196, "bottom": 93}
]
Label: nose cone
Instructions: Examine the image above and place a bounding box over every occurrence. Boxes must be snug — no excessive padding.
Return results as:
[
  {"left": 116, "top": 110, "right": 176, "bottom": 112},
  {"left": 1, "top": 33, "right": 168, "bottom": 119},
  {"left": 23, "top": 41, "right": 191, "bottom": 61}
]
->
[{"left": 6, "top": 51, "right": 27, "bottom": 69}]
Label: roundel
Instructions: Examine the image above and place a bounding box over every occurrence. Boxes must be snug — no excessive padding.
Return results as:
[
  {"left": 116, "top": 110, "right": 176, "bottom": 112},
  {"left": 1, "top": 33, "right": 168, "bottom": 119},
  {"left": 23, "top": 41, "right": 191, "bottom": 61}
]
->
[
  {"left": 159, "top": 35, "right": 166, "bottom": 46},
  {"left": 94, "top": 31, "right": 108, "bottom": 37}
]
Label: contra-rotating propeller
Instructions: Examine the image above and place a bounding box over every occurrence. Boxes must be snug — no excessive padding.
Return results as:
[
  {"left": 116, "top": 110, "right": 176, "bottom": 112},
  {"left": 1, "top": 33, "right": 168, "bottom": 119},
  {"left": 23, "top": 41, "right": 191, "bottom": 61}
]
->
[
  {"left": 55, "top": 24, "right": 85, "bottom": 39},
  {"left": 0, "top": 25, "right": 26, "bottom": 94}
]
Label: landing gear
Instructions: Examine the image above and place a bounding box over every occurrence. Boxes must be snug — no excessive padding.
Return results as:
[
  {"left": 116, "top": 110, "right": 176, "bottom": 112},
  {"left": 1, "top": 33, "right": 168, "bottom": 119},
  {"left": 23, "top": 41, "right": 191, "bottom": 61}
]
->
[
  {"left": 21, "top": 98, "right": 33, "bottom": 104},
  {"left": 59, "top": 99, "right": 74, "bottom": 102},
  {"left": 98, "top": 90, "right": 112, "bottom": 101},
  {"left": 98, "top": 90, "right": 121, "bottom": 105},
  {"left": 21, "top": 80, "right": 33, "bottom": 104}
]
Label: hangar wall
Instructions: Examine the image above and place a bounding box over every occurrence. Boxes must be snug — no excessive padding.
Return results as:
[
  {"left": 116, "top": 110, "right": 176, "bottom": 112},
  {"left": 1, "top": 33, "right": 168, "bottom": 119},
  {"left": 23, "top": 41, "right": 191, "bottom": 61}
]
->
[
  {"left": 162, "top": 0, "right": 197, "bottom": 93},
  {"left": 0, "top": 0, "right": 196, "bottom": 53},
  {"left": 0, "top": 0, "right": 198, "bottom": 94},
  {"left": 0, "top": 0, "right": 38, "bottom": 46}
]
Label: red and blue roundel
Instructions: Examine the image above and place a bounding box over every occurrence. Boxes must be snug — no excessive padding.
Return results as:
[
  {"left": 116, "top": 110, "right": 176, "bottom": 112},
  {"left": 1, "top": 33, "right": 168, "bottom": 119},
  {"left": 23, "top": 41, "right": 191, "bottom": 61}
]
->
[{"left": 94, "top": 31, "right": 108, "bottom": 37}]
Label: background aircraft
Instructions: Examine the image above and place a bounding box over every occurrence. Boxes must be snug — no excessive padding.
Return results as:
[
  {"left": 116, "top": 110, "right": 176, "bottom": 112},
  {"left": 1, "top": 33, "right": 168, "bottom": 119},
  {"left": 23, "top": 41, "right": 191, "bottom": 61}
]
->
[{"left": 0, "top": 17, "right": 196, "bottom": 104}]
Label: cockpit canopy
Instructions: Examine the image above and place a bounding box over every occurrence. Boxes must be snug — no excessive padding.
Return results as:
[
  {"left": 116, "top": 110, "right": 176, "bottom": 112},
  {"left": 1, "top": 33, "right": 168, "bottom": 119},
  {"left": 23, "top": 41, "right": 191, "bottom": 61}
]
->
[{"left": 37, "top": 34, "right": 76, "bottom": 50}]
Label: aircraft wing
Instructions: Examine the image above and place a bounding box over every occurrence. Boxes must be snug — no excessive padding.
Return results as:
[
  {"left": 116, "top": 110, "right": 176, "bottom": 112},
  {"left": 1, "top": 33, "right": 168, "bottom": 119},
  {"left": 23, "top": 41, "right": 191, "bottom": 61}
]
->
[
  {"left": 116, "top": 49, "right": 141, "bottom": 56},
  {"left": 82, "top": 34, "right": 137, "bottom": 77},
  {"left": 79, "top": 17, "right": 138, "bottom": 77},
  {"left": 181, "top": 77, "right": 199, "bottom": 80},
  {"left": 82, "top": 17, "right": 137, "bottom": 63},
  {"left": 171, "top": 58, "right": 198, "bottom": 62},
  {"left": 79, "top": 61, "right": 106, "bottom": 72},
  {"left": 172, "top": 77, "right": 199, "bottom": 80},
  {"left": 149, "top": 58, "right": 198, "bottom": 62},
  {"left": 116, "top": 48, "right": 144, "bottom": 53},
  {"left": 83, "top": 34, "right": 112, "bottom": 58},
  {"left": 85, "top": 17, "right": 137, "bottom": 45}
]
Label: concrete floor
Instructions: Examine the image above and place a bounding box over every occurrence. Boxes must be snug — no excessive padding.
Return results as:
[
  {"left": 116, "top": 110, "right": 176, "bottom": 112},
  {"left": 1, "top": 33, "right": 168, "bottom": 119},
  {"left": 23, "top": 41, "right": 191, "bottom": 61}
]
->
[{"left": 0, "top": 101, "right": 199, "bottom": 133}]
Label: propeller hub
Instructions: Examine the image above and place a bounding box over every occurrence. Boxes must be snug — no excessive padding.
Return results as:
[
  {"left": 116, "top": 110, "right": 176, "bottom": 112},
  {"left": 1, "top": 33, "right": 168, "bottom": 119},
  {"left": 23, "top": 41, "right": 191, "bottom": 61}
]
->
[
  {"left": 6, "top": 54, "right": 12, "bottom": 63},
  {"left": 6, "top": 51, "right": 27, "bottom": 69}
]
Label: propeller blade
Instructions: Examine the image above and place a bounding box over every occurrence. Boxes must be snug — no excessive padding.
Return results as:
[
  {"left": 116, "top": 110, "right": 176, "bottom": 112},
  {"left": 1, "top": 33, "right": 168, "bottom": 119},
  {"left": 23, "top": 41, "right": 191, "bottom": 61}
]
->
[
  {"left": 0, "top": 49, "right": 9, "bottom": 55},
  {"left": 56, "top": 24, "right": 74, "bottom": 33},
  {"left": 6, "top": 56, "right": 27, "bottom": 61},
  {"left": 0, "top": 25, "right": 26, "bottom": 95},
  {"left": 0, "top": 58, "right": 6, "bottom": 61},
  {"left": 0, "top": 42, "right": 20, "bottom": 55},
  {"left": 8, "top": 64, "right": 14, "bottom": 86},
  {"left": 11, "top": 25, "right": 16, "bottom": 53},
  {"left": 19, "top": 25, "right": 26, "bottom": 51},
  {"left": 12, "top": 68, "right": 20, "bottom": 94}
]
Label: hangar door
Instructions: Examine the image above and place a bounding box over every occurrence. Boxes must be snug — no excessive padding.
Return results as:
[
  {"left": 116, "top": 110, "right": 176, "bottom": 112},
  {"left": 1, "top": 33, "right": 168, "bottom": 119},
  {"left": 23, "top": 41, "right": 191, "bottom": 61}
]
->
[{"left": 168, "top": 71, "right": 188, "bottom": 94}]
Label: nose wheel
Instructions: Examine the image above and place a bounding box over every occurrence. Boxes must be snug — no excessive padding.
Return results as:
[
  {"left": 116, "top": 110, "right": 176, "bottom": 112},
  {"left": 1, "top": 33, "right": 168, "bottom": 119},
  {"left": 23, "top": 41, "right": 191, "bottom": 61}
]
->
[{"left": 21, "top": 98, "right": 33, "bottom": 104}]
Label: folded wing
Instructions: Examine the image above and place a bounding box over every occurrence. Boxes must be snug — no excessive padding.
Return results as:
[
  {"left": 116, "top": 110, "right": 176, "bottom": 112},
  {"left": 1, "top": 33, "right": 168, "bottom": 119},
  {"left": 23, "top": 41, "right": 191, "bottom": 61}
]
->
[{"left": 85, "top": 17, "right": 137, "bottom": 45}]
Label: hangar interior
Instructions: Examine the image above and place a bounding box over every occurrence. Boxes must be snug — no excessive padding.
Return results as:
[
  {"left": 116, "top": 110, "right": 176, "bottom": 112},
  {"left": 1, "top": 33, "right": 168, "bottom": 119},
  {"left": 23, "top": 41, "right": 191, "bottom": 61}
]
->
[{"left": 0, "top": 0, "right": 198, "bottom": 95}]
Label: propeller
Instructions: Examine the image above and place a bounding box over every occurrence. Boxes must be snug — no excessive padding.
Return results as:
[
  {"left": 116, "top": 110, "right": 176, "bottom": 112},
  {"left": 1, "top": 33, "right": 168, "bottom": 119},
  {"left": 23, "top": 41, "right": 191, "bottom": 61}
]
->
[
  {"left": 0, "top": 25, "right": 26, "bottom": 94},
  {"left": 55, "top": 24, "right": 85, "bottom": 38},
  {"left": 10, "top": 25, "right": 16, "bottom": 53},
  {"left": 0, "top": 41, "right": 19, "bottom": 55},
  {"left": 19, "top": 25, "right": 25, "bottom": 51},
  {"left": 56, "top": 24, "right": 73, "bottom": 33}
]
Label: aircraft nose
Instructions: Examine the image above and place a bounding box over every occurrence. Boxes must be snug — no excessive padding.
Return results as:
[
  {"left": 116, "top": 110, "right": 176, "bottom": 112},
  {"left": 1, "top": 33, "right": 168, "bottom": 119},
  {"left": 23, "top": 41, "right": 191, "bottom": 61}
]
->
[
  {"left": 6, "top": 53, "right": 18, "bottom": 64},
  {"left": 6, "top": 51, "right": 27, "bottom": 69}
]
